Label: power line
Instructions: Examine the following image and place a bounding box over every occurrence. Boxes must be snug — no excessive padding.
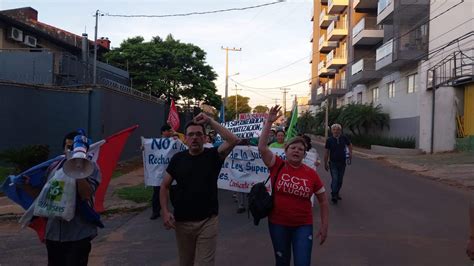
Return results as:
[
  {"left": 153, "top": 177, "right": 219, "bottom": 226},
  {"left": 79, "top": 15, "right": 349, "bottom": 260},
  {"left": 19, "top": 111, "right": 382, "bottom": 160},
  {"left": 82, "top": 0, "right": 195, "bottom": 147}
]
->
[
  {"left": 235, "top": 1, "right": 469, "bottom": 91},
  {"left": 104, "top": 1, "right": 285, "bottom": 18}
]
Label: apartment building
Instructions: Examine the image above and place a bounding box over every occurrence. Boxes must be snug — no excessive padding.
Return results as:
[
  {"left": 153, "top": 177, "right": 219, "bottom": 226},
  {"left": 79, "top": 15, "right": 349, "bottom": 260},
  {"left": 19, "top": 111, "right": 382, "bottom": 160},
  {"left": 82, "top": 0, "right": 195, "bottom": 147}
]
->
[
  {"left": 310, "top": 0, "right": 473, "bottom": 152},
  {"left": 310, "top": 0, "right": 430, "bottom": 147},
  {"left": 310, "top": 0, "right": 350, "bottom": 110}
]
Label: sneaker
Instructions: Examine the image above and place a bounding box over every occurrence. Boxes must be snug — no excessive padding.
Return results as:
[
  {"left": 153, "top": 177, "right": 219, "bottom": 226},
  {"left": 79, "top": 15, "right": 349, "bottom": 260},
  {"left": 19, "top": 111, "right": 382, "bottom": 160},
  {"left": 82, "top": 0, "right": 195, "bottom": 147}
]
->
[
  {"left": 337, "top": 195, "right": 342, "bottom": 200},
  {"left": 150, "top": 213, "right": 160, "bottom": 220},
  {"left": 331, "top": 198, "right": 338, "bottom": 204},
  {"left": 237, "top": 207, "right": 246, "bottom": 214}
]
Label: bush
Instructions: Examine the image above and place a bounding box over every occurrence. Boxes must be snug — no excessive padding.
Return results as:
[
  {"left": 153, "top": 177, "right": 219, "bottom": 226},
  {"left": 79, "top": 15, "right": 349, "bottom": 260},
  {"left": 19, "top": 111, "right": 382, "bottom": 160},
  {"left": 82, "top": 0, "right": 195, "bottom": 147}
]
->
[
  {"left": 0, "top": 145, "right": 50, "bottom": 173},
  {"left": 349, "top": 135, "right": 416, "bottom": 149}
]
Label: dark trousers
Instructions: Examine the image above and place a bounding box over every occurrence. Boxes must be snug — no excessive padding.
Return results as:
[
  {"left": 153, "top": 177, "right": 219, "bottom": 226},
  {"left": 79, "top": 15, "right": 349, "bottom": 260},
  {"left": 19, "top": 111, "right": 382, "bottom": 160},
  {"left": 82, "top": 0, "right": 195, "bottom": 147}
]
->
[
  {"left": 329, "top": 161, "right": 346, "bottom": 197},
  {"left": 46, "top": 238, "right": 91, "bottom": 266},
  {"left": 152, "top": 186, "right": 161, "bottom": 215},
  {"left": 268, "top": 222, "right": 313, "bottom": 266}
]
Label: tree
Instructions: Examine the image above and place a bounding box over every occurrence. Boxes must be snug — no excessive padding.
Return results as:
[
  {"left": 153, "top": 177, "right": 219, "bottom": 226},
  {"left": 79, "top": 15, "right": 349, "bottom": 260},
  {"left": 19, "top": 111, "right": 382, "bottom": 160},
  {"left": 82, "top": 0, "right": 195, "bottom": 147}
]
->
[
  {"left": 311, "top": 103, "right": 389, "bottom": 136},
  {"left": 253, "top": 105, "right": 269, "bottom": 114},
  {"left": 103, "top": 35, "right": 221, "bottom": 108},
  {"left": 225, "top": 95, "right": 251, "bottom": 121}
]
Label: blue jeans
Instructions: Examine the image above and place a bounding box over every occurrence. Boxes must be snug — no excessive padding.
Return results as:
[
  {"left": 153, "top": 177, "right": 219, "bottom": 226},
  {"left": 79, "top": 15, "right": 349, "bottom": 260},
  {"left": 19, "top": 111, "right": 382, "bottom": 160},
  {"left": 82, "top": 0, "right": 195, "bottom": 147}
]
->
[
  {"left": 329, "top": 161, "right": 346, "bottom": 197},
  {"left": 268, "top": 222, "right": 313, "bottom": 266}
]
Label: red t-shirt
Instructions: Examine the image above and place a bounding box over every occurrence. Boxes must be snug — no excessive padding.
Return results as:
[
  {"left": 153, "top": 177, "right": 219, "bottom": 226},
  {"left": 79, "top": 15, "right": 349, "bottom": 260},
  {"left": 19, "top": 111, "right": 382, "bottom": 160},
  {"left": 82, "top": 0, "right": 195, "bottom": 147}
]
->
[{"left": 269, "top": 155, "right": 325, "bottom": 226}]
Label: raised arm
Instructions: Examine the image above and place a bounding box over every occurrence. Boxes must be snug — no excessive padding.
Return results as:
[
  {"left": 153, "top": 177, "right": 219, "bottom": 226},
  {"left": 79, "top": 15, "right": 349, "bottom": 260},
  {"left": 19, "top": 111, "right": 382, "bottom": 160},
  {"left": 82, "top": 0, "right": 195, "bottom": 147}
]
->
[
  {"left": 194, "top": 112, "right": 240, "bottom": 159},
  {"left": 258, "top": 105, "right": 281, "bottom": 167}
]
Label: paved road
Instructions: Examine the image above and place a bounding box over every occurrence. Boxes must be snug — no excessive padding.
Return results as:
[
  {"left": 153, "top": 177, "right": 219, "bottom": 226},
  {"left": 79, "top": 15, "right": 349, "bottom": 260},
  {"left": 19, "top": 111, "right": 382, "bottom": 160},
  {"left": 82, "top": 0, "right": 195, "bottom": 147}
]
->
[{"left": 0, "top": 147, "right": 472, "bottom": 265}]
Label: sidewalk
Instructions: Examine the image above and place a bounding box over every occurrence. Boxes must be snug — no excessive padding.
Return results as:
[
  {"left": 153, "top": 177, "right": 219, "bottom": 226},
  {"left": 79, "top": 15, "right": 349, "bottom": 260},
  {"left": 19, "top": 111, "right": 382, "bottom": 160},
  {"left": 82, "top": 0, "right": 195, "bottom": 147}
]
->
[
  {"left": 0, "top": 167, "right": 148, "bottom": 219},
  {"left": 311, "top": 135, "right": 474, "bottom": 190}
]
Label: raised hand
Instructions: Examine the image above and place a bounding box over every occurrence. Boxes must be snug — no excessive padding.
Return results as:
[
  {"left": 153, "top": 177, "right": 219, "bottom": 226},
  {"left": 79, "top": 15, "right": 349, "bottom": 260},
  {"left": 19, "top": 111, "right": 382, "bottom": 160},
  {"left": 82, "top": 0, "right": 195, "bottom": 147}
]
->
[
  {"left": 267, "top": 105, "right": 282, "bottom": 123},
  {"left": 193, "top": 112, "right": 211, "bottom": 125}
]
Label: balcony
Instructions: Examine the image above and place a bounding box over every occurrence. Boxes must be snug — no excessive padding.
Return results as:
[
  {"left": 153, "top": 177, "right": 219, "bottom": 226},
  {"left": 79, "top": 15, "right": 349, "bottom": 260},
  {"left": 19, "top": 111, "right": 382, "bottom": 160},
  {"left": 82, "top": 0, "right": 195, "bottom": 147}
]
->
[
  {"left": 319, "top": 8, "right": 338, "bottom": 28},
  {"left": 319, "top": 35, "right": 338, "bottom": 53},
  {"left": 326, "top": 50, "right": 347, "bottom": 69},
  {"left": 377, "top": 0, "right": 430, "bottom": 25},
  {"left": 326, "top": 79, "right": 348, "bottom": 96},
  {"left": 349, "top": 58, "right": 382, "bottom": 85},
  {"left": 375, "top": 34, "right": 428, "bottom": 71},
  {"left": 328, "top": 0, "right": 349, "bottom": 14},
  {"left": 327, "top": 21, "right": 348, "bottom": 41},
  {"left": 318, "top": 60, "right": 337, "bottom": 77},
  {"left": 353, "top": 0, "right": 378, "bottom": 12},
  {"left": 352, "top": 17, "right": 384, "bottom": 46}
]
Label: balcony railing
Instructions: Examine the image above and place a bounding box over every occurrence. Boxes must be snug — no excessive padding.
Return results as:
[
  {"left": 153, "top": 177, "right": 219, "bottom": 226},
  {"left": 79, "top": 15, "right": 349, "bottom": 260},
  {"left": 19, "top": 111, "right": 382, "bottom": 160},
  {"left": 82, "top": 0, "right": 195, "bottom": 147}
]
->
[
  {"left": 353, "top": 18, "right": 365, "bottom": 38},
  {"left": 317, "top": 86, "right": 324, "bottom": 95},
  {"left": 327, "top": 50, "right": 334, "bottom": 62},
  {"left": 319, "top": 9, "right": 326, "bottom": 25},
  {"left": 328, "top": 0, "right": 349, "bottom": 14},
  {"left": 376, "top": 39, "right": 393, "bottom": 61},
  {"left": 318, "top": 61, "right": 325, "bottom": 72},
  {"left": 352, "top": 59, "right": 364, "bottom": 75},
  {"left": 328, "top": 21, "right": 335, "bottom": 36},
  {"left": 353, "top": 17, "right": 381, "bottom": 38},
  {"left": 377, "top": 0, "right": 392, "bottom": 14}
]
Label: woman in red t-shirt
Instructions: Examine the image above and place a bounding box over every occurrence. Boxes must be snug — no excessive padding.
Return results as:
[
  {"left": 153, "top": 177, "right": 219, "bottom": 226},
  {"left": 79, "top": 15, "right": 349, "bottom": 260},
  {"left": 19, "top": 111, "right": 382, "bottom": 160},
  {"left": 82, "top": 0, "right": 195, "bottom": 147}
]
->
[{"left": 258, "top": 105, "right": 329, "bottom": 266}]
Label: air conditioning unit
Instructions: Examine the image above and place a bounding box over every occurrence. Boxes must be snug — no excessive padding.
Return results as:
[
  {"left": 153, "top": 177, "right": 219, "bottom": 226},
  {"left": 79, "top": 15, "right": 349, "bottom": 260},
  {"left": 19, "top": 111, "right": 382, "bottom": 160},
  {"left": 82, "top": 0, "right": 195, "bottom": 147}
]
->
[
  {"left": 8, "top": 27, "right": 23, "bottom": 42},
  {"left": 24, "top": 35, "right": 37, "bottom": 47}
]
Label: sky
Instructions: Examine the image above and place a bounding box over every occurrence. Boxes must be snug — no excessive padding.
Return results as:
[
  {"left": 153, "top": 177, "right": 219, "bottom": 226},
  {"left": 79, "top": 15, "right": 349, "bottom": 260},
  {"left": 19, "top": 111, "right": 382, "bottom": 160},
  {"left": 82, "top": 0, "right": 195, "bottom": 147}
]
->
[{"left": 0, "top": 0, "right": 314, "bottom": 109}]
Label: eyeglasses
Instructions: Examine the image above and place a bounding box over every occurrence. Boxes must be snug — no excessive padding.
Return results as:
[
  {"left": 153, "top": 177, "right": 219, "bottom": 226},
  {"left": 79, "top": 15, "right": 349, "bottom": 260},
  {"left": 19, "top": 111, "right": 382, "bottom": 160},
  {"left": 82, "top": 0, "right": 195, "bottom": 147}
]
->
[{"left": 186, "top": 132, "right": 204, "bottom": 137}]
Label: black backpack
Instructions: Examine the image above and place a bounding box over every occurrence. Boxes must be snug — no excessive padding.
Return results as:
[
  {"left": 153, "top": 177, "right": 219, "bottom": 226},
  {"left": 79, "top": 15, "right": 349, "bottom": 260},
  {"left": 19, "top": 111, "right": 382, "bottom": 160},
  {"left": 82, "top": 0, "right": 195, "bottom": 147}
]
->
[{"left": 248, "top": 163, "right": 285, "bottom": 226}]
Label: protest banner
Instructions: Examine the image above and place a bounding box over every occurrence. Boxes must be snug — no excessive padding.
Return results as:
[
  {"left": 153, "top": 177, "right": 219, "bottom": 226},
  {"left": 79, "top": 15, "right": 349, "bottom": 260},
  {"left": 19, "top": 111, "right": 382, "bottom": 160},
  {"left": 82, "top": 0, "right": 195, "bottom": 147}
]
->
[
  {"left": 142, "top": 140, "right": 318, "bottom": 192},
  {"left": 217, "top": 146, "right": 317, "bottom": 193},
  {"left": 239, "top": 113, "right": 269, "bottom": 120},
  {"left": 221, "top": 117, "right": 265, "bottom": 139},
  {"left": 142, "top": 137, "right": 187, "bottom": 186}
]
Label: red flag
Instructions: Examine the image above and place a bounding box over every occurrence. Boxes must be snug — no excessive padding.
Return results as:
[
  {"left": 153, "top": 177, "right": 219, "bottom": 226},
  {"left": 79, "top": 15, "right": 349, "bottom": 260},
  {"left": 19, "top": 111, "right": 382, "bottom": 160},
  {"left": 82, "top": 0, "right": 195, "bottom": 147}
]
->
[
  {"left": 94, "top": 125, "right": 139, "bottom": 212},
  {"left": 167, "top": 100, "right": 180, "bottom": 131},
  {"left": 28, "top": 217, "right": 47, "bottom": 243}
]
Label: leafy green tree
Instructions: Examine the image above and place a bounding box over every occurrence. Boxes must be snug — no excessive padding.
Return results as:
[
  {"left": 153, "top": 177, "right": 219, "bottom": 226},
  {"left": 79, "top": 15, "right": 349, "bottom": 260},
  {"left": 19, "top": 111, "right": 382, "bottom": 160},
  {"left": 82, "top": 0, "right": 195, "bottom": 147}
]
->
[
  {"left": 225, "top": 95, "right": 252, "bottom": 121},
  {"left": 104, "top": 35, "right": 221, "bottom": 108},
  {"left": 253, "top": 105, "right": 269, "bottom": 113}
]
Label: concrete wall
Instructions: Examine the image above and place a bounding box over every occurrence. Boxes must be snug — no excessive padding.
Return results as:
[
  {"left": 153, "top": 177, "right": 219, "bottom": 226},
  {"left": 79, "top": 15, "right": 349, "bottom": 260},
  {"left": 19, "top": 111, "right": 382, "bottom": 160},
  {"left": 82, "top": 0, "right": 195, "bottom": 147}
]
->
[
  {"left": 96, "top": 87, "right": 164, "bottom": 160},
  {"left": 0, "top": 83, "right": 90, "bottom": 156},
  {"left": 0, "top": 82, "right": 166, "bottom": 160}
]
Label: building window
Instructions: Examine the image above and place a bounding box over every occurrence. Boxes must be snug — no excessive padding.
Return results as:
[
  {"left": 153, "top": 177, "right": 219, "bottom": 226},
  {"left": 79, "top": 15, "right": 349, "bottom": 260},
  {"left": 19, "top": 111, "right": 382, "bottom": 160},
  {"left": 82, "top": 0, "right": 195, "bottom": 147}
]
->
[
  {"left": 372, "top": 87, "right": 379, "bottom": 102},
  {"left": 388, "top": 82, "right": 395, "bottom": 98},
  {"left": 407, "top": 73, "right": 417, "bottom": 93},
  {"left": 357, "top": 92, "right": 362, "bottom": 103}
]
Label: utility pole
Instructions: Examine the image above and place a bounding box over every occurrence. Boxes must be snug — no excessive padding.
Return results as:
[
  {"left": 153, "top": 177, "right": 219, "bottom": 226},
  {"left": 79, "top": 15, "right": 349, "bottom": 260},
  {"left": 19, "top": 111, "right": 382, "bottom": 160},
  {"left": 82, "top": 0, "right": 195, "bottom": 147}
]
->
[
  {"left": 272, "top": 98, "right": 279, "bottom": 105},
  {"left": 221, "top": 46, "right": 241, "bottom": 122},
  {"left": 234, "top": 84, "right": 242, "bottom": 120},
  {"left": 280, "top": 88, "right": 290, "bottom": 117},
  {"left": 325, "top": 99, "right": 329, "bottom": 140},
  {"left": 93, "top": 10, "right": 103, "bottom": 85}
]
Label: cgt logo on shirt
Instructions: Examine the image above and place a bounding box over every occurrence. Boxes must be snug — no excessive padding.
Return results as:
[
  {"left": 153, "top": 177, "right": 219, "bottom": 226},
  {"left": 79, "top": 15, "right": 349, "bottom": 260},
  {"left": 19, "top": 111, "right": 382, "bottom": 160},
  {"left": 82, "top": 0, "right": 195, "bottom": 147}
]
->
[{"left": 276, "top": 173, "right": 311, "bottom": 198}]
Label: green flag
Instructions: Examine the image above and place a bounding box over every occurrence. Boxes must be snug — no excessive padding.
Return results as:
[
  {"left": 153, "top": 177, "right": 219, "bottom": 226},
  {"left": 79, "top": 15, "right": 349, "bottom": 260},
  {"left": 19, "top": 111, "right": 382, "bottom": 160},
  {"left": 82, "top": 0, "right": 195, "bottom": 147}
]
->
[{"left": 285, "top": 103, "right": 298, "bottom": 142}]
